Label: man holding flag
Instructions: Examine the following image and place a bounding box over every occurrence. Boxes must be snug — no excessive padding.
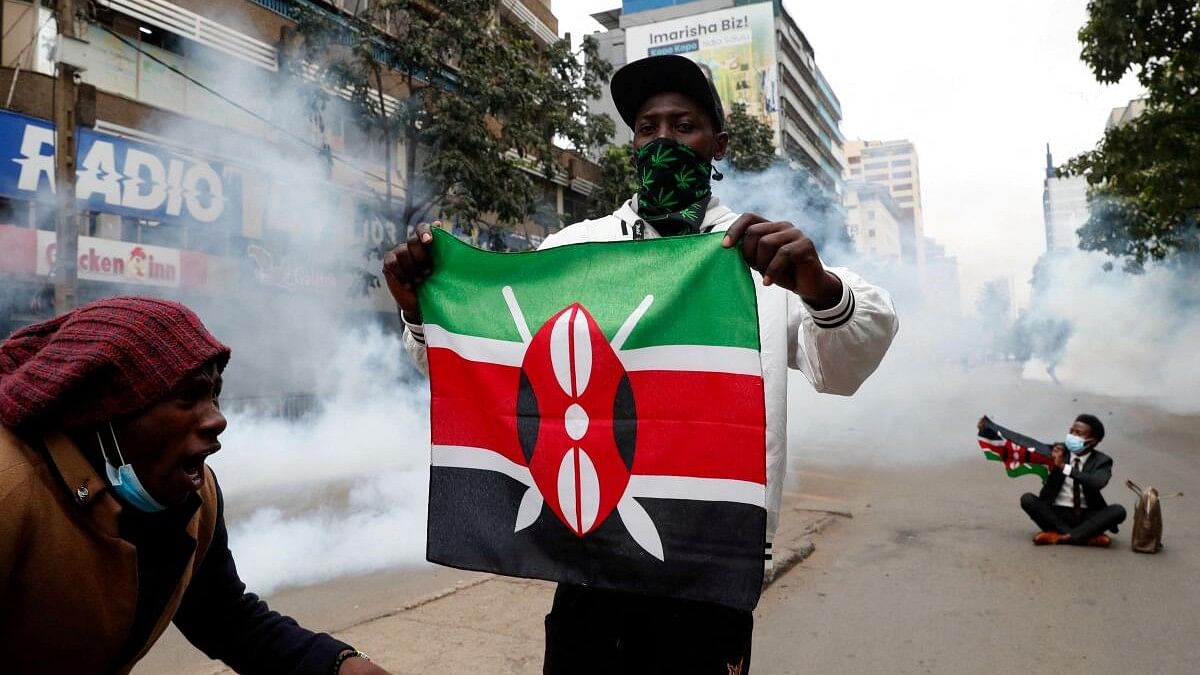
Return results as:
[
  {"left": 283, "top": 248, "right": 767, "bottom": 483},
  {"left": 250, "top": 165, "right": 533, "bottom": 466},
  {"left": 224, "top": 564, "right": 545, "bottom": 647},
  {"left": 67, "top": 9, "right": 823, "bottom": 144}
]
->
[
  {"left": 383, "top": 55, "right": 898, "bottom": 673},
  {"left": 1021, "top": 415, "right": 1126, "bottom": 546},
  {"left": 978, "top": 414, "right": 1126, "bottom": 546}
]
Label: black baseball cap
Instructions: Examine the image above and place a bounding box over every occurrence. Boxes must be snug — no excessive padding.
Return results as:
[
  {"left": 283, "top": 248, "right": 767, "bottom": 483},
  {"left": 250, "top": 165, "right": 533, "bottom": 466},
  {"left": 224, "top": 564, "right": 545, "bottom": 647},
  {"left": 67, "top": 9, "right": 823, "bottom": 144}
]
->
[{"left": 611, "top": 55, "right": 726, "bottom": 132}]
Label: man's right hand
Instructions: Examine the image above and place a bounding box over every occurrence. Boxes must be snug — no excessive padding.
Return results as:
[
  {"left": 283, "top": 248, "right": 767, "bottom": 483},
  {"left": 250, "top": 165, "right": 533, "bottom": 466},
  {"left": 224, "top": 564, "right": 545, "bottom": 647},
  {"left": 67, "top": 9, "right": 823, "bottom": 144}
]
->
[
  {"left": 382, "top": 222, "right": 435, "bottom": 323},
  {"left": 1051, "top": 444, "right": 1066, "bottom": 470}
]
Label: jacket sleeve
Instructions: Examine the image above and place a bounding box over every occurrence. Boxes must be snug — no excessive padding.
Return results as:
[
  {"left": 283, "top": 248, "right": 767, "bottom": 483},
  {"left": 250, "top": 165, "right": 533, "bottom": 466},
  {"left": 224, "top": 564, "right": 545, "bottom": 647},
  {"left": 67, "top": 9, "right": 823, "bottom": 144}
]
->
[
  {"left": 1072, "top": 454, "right": 1113, "bottom": 492},
  {"left": 403, "top": 320, "right": 429, "bottom": 378},
  {"left": 173, "top": 478, "right": 352, "bottom": 674},
  {"left": 788, "top": 267, "right": 899, "bottom": 395}
]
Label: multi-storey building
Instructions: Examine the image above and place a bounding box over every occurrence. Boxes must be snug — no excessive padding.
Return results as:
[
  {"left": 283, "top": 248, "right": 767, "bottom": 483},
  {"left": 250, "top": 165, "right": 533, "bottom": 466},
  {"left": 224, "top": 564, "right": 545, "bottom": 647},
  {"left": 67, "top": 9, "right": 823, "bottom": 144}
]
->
[
  {"left": 920, "top": 235, "right": 961, "bottom": 315},
  {"left": 1042, "top": 98, "right": 1147, "bottom": 253},
  {"left": 589, "top": 0, "right": 846, "bottom": 195},
  {"left": 844, "top": 181, "right": 904, "bottom": 262},
  {"left": 0, "top": 0, "right": 597, "bottom": 340},
  {"left": 843, "top": 138, "right": 923, "bottom": 266},
  {"left": 1042, "top": 144, "right": 1090, "bottom": 252}
]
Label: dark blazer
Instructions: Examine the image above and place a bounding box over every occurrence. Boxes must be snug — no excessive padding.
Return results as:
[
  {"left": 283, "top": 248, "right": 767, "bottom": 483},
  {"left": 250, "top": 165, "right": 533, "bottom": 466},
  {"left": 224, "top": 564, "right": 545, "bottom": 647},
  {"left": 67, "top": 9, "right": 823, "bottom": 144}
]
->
[{"left": 1037, "top": 448, "right": 1118, "bottom": 529}]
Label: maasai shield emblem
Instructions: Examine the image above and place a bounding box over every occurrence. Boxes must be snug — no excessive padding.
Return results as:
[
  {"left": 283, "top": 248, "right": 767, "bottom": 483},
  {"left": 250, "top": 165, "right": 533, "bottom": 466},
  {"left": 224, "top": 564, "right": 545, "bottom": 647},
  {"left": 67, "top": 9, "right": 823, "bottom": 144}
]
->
[{"left": 420, "top": 229, "right": 768, "bottom": 611}]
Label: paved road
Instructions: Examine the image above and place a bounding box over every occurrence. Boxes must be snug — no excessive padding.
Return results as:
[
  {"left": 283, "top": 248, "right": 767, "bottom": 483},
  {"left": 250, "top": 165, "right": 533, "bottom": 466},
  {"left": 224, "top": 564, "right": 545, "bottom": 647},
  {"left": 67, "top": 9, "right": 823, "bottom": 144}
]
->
[
  {"left": 754, "top": 392, "right": 1200, "bottom": 674},
  {"left": 139, "top": 382, "right": 1199, "bottom": 674}
]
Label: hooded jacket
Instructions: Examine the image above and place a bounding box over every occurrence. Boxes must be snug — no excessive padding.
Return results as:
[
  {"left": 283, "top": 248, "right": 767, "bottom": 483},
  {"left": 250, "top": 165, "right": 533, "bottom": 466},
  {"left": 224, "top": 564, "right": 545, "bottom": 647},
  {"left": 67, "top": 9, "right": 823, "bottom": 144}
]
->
[{"left": 403, "top": 196, "right": 899, "bottom": 569}]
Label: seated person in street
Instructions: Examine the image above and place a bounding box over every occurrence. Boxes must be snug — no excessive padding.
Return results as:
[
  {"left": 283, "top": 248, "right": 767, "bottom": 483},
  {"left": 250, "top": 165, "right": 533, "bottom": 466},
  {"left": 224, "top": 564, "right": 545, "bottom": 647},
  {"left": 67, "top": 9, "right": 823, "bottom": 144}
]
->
[
  {"left": 1020, "top": 413, "right": 1126, "bottom": 546},
  {"left": 0, "top": 296, "right": 388, "bottom": 675}
]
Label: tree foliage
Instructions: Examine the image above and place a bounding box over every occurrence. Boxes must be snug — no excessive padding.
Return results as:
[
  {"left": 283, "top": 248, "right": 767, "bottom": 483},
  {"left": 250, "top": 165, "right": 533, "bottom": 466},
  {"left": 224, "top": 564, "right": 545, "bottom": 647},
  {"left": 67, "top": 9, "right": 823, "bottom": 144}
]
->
[
  {"left": 286, "top": 0, "right": 614, "bottom": 234},
  {"left": 1064, "top": 0, "right": 1200, "bottom": 270},
  {"left": 587, "top": 144, "right": 637, "bottom": 218},
  {"left": 724, "top": 102, "right": 776, "bottom": 172}
]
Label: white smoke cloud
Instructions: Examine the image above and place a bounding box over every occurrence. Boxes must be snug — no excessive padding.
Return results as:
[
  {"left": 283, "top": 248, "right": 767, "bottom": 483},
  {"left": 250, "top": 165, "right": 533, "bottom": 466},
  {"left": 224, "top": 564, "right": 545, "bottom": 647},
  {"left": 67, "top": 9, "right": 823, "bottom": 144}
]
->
[
  {"left": 1016, "top": 250, "right": 1200, "bottom": 415},
  {"left": 209, "top": 327, "right": 434, "bottom": 594}
]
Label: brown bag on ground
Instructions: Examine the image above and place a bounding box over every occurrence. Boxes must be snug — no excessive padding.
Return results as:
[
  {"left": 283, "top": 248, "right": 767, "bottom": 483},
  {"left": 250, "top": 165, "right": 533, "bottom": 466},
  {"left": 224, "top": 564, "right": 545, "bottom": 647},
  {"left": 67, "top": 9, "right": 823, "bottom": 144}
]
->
[{"left": 1126, "top": 480, "right": 1183, "bottom": 554}]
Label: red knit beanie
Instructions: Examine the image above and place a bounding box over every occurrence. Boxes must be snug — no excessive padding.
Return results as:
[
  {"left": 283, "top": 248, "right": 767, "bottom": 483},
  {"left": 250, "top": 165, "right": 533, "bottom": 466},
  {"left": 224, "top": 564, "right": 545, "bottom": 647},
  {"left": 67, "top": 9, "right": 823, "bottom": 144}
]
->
[{"left": 0, "top": 296, "right": 231, "bottom": 431}]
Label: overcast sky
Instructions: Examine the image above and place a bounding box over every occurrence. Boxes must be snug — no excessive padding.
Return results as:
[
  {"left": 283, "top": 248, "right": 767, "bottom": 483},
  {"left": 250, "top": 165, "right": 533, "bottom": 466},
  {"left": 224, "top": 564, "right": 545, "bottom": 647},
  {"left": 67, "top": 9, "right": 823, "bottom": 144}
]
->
[{"left": 551, "top": 0, "right": 1144, "bottom": 309}]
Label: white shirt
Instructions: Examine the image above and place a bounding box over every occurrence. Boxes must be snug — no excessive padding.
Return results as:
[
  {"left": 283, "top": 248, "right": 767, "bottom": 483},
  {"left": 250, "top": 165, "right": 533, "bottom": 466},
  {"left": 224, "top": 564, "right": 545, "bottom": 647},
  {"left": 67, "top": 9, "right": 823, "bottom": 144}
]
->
[{"left": 1054, "top": 451, "right": 1090, "bottom": 508}]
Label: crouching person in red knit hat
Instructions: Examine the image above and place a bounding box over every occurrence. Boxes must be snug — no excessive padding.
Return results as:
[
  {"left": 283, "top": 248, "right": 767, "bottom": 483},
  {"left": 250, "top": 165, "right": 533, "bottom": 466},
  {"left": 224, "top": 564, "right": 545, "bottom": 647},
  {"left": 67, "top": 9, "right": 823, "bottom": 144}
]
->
[{"left": 0, "top": 296, "right": 389, "bottom": 675}]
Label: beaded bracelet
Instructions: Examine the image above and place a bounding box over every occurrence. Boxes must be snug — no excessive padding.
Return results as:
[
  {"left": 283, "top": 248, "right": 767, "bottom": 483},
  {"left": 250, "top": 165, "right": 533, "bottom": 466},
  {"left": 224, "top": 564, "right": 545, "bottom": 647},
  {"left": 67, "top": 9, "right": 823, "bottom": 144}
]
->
[{"left": 332, "top": 649, "right": 370, "bottom": 673}]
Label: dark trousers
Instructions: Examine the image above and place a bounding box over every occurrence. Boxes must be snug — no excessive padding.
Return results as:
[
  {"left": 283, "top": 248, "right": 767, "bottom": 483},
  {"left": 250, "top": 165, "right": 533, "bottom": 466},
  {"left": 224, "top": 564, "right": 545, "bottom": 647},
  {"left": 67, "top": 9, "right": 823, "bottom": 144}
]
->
[
  {"left": 544, "top": 584, "right": 753, "bottom": 675},
  {"left": 1020, "top": 493, "right": 1127, "bottom": 542}
]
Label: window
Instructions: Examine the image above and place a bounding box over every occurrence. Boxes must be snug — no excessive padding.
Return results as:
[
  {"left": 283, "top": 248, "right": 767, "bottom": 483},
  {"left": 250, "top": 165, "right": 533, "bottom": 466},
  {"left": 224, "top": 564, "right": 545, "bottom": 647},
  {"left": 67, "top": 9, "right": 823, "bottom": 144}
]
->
[
  {"left": 892, "top": 159, "right": 912, "bottom": 167},
  {"left": 866, "top": 173, "right": 888, "bottom": 182},
  {"left": 865, "top": 162, "right": 888, "bottom": 171},
  {"left": 850, "top": 168, "right": 861, "bottom": 176},
  {"left": 893, "top": 170, "right": 912, "bottom": 179},
  {"left": 868, "top": 229, "right": 876, "bottom": 237},
  {"left": 848, "top": 156, "right": 861, "bottom": 164},
  {"left": 893, "top": 183, "right": 913, "bottom": 192},
  {"left": 867, "top": 210, "right": 876, "bottom": 221}
]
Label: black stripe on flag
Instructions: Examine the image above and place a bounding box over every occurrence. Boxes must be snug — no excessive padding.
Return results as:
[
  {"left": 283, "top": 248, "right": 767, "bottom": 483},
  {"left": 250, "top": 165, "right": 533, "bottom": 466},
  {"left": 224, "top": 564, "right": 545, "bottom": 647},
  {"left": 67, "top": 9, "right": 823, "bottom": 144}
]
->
[{"left": 427, "top": 467, "right": 767, "bottom": 611}]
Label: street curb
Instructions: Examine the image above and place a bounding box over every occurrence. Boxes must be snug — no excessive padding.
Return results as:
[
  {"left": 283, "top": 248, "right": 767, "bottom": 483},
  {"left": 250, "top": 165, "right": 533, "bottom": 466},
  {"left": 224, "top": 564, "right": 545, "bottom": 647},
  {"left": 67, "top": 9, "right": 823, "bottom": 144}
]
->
[
  {"left": 765, "top": 510, "right": 845, "bottom": 586},
  {"left": 333, "top": 574, "right": 496, "bottom": 632}
]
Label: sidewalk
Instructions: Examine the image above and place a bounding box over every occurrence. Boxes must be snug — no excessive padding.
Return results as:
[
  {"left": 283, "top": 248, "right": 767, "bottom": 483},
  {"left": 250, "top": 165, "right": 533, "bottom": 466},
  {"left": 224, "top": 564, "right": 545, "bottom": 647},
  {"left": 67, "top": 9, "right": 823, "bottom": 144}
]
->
[{"left": 184, "top": 492, "right": 845, "bottom": 675}]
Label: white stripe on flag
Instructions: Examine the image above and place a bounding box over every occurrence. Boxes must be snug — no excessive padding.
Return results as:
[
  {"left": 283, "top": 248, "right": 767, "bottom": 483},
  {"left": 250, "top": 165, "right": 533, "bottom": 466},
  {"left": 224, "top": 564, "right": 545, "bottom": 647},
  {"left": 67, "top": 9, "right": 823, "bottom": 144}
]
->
[
  {"left": 424, "top": 324, "right": 526, "bottom": 367},
  {"left": 424, "top": 325, "right": 761, "bottom": 377},
  {"left": 618, "top": 345, "right": 762, "bottom": 376},
  {"left": 430, "top": 446, "right": 765, "bottom": 508},
  {"left": 626, "top": 475, "right": 766, "bottom": 507},
  {"left": 431, "top": 445, "right": 532, "bottom": 486}
]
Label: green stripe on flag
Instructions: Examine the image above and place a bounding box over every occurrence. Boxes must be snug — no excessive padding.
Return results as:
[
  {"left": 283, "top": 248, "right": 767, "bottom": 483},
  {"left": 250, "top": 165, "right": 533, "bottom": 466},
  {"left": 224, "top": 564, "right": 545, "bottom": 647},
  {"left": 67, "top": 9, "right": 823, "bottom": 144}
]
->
[
  {"left": 983, "top": 451, "right": 1050, "bottom": 480},
  {"left": 418, "top": 229, "right": 760, "bottom": 350}
]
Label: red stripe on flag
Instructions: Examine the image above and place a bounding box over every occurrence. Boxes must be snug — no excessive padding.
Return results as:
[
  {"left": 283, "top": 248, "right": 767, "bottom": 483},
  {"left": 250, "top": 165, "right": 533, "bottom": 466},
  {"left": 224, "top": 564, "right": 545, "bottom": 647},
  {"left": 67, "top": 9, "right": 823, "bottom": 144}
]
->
[
  {"left": 430, "top": 351, "right": 766, "bottom": 484},
  {"left": 428, "top": 348, "right": 525, "bottom": 467},
  {"left": 628, "top": 370, "right": 765, "bottom": 484}
]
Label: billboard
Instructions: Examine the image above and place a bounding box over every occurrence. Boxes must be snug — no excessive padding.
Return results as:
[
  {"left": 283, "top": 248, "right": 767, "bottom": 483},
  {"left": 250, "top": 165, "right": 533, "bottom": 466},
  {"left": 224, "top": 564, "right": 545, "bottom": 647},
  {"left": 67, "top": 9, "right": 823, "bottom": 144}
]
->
[
  {"left": 0, "top": 110, "right": 240, "bottom": 228},
  {"left": 625, "top": 2, "right": 780, "bottom": 146},
  {"left": 0, "top": 224, "right": 209, "bottom": 289},
  {"left": 623, "top": 0, "right": 700, "bottom": 14}
]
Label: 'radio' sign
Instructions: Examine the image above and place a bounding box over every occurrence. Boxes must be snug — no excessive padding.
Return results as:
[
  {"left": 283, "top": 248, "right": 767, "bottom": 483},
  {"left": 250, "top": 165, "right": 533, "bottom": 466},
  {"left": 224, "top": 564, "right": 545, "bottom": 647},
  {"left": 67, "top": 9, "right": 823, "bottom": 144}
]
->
[{"left": 0, "top": 110, "right": 239, "bottom": 227}]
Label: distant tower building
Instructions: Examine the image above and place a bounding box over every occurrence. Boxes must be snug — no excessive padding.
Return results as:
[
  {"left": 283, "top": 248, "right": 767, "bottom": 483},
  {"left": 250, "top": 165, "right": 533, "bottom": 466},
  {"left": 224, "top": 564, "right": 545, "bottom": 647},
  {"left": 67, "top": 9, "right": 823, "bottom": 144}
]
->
[
  {"left": 844, "top": 138, "right": 924, "bottom": 267},
  {"left": 844, "top": 181, "right": 905, "bottom": 262},
  {"left": 1042, "top": 144, "right": 1090, "bottom": 252},
  {"left": 588, "top": 0, "right": 846, "bottom": 196}
]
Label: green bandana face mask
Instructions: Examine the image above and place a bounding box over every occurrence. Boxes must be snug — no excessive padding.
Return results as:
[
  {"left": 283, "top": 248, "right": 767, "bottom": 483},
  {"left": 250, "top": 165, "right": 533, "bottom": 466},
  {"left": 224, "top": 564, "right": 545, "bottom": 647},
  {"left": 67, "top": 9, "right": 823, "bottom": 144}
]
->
[{"left": 633, "top": 138, "right": 713, "bottom": 236}]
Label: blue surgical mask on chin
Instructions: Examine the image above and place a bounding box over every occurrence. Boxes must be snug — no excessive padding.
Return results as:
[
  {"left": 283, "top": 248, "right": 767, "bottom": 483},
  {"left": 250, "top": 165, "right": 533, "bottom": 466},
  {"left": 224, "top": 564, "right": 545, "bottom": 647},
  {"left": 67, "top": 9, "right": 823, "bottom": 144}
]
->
[
  {"left": 1064, "top": 433, "right": 1087, "bottom": 454},
  {"left": 98, "top": 423, "right": 166, "bottom": 513}
]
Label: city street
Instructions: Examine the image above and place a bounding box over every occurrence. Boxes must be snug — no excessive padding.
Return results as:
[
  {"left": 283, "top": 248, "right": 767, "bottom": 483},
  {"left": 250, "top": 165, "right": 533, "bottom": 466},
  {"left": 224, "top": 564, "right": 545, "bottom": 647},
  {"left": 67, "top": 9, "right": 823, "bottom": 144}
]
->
[{"left": 139, "top": 379, "right": 1200, "bottom": 675}]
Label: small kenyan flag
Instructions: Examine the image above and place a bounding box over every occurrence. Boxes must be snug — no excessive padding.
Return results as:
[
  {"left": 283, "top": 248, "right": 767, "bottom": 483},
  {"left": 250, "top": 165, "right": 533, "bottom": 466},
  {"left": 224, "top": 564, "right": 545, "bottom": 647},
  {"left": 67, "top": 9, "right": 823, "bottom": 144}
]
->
[
  {"left": 977, "top": 416, "right": 1053, "bottom": 480},
  {"left": 418, "top": 229, "right": 767, "bottom": 610}
]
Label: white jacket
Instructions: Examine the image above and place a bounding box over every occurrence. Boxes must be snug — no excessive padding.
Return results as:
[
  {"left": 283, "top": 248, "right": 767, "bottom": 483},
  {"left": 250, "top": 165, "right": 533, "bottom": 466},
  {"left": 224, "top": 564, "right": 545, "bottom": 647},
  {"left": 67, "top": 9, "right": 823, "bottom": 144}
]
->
[{"left": 403, "top": 196, "right": 899, "bottom": 568}]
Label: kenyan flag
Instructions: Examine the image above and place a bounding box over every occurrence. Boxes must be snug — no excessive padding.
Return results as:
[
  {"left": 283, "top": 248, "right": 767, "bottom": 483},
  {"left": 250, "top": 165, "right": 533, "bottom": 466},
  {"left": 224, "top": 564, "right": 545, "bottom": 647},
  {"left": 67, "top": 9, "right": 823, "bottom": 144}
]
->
[
  {"left": 977, "top": 416, "right": 1053, "bottom": 480},
  {"left": 419, "top": 229, "right": 767, "bottom": 611}
]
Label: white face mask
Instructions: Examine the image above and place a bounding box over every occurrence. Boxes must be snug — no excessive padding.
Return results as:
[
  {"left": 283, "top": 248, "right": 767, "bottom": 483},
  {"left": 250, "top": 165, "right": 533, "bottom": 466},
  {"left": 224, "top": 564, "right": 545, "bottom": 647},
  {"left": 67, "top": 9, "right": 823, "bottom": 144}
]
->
[{"left": 98, "top": 423, "right": 166, "bottom": 513}]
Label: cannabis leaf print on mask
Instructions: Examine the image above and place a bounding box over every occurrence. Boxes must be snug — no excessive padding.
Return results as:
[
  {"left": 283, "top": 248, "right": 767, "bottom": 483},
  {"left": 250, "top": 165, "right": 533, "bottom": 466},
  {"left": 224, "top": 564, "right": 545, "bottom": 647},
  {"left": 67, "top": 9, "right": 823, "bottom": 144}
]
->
[{"left": 633, "top": 138, "right": 714, "bottom": 236}]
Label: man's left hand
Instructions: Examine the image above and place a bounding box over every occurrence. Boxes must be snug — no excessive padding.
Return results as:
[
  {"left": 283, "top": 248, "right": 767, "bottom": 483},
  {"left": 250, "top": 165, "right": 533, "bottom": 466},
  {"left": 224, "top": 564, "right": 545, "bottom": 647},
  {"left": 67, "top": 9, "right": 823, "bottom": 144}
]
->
[
  {"left": 723, "top": 214, "right": 843, "bottom": 310},
  {"left": 339, "top": 655, "right": 390, "bottom": 675}
]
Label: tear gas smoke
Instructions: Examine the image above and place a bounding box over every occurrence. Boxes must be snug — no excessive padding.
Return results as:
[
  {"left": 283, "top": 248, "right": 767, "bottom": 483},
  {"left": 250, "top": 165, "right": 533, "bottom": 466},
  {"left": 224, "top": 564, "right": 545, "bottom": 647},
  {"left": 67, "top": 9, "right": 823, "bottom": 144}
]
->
[
  {"left": 13, "top": 3, "right": 1192, "bottom": 596},
  {"left": 1015, "top": 250, "right": 1200, "bottom": 415},
  {"left": 209, "top": 327, "right": 432, "bottom": 594}
]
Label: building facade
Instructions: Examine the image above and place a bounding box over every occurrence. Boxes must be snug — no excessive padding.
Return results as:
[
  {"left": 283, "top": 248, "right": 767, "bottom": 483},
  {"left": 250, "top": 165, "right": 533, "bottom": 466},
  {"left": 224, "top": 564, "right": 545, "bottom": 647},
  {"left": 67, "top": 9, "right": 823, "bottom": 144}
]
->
[
  {"left": 589, "top": 0, "right": 846, "bottom": 195},
  {"left": 843, "top": 138, "right": 923, "bottom": 266},
  {"left": 844, "top": 181, "right": 904, "bottom": 262},
  {"left": 1042, "top": 144, "right": 1090, "bottom": 252},
  {"left": 0, "top": 0, "right": 597, "bottom": 338}
]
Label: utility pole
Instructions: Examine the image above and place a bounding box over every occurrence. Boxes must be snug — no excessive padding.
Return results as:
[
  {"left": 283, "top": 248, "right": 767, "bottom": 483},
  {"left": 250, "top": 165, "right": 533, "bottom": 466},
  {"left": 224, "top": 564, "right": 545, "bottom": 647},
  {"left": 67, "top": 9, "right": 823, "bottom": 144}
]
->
[{"left": 53, "top": 0, "right": 79, "bottom": 314}]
